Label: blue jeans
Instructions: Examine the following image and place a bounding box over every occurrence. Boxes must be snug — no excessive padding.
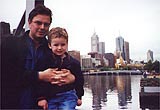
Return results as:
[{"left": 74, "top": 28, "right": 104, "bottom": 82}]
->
[{"left": 48, "top": 90, "right": 78, "bottom": 110}]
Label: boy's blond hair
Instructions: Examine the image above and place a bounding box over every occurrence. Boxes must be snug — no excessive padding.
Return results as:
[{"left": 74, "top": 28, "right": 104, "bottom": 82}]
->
[{"left": 48, "top": 27, "right": 68, "bottom": 44}]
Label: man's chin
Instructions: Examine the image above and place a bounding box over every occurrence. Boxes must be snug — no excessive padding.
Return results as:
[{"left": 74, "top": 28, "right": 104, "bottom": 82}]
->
[{"left": 35, "top": 37, "right": 44, "bottom": 41}]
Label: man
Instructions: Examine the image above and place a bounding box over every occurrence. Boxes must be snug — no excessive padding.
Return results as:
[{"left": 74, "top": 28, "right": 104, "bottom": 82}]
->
[{"left": 1, "top": 5, "right": 75, "bottom": 109}]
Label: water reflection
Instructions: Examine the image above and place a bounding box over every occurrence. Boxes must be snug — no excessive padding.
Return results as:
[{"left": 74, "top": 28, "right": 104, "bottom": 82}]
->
[
  {"left": 76, "top": 75, "right": 142, "bottom": 110},
  {"left": 116, "top": 75, "right": 132, "bottom": 108}
]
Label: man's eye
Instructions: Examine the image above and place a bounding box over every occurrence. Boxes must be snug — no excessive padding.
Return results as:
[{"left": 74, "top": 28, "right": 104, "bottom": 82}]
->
[
  {"left": 44, "top": 23, "right": 50, "bottom": 27},
  {"left": 33, "top": 21, "right": 50, "bottom": 27},
  {"left": 35, "top": 21, "right": 42, "bottom": 25}
]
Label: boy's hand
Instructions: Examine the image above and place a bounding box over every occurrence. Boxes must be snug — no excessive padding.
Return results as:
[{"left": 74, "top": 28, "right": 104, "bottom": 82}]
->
[
  {"left": 38, "top": 99, "right": 48, "bottom": 110},
  {"left": 77, "top": 99, "right": 82, "bottom": 106}
]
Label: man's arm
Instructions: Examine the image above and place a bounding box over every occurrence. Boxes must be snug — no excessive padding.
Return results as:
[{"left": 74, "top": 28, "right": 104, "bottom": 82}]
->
[{"left": 38, "top": 68, "right": 57, "bottom": 82}]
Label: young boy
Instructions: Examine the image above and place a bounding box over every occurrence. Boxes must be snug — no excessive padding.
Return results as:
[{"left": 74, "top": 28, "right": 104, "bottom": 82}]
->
[{"left": 37, "top": 27, "right": 84, "bottom": 110}]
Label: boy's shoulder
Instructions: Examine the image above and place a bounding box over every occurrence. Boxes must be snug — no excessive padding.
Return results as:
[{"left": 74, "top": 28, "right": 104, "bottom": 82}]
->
[{"left": 68, "top": 54, "right": 80, "bottom": 64}]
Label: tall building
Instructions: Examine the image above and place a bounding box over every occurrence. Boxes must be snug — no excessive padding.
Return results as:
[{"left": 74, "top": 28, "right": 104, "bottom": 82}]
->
[
  {"left": 91, "top": 31, "right": 105, "bottom": 55},
  {"left": 91, "top": 32, "right": 99, "bottom": 52},
  {"left": 124, "top": 41, "right": 130, "bottom": 63},
  {"left": 116, "top": 36, "right": 125, "bottom": 60},
  {"left": 115, "top": 36, "right": 130, "bottom": 63},
  {"left": 99, "top": 42, "right": 105, "bottom": 55},
  {"left": 147, "top": 50, "right": 154, "bottom": 62}
]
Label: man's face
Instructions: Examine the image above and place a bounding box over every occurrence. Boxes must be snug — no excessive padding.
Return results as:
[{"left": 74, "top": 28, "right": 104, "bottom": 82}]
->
[{"left": 28, "top": 14, "right": 51, "bottom": 41}]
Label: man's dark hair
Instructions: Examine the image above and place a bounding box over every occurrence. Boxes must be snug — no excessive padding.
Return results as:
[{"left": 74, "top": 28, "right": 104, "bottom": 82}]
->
[{"left": 28, "top": 5, "right": 52, "bottom": 23}]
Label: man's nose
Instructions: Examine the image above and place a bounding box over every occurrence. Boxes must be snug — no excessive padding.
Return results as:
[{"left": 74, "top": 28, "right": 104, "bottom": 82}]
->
[{"left": 40, "top": 24, "right": 45, "bottom": 29}]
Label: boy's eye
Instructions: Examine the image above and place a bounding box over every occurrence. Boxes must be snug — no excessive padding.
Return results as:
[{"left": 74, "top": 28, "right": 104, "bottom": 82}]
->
[
  {"left": 53, "top": 44, "right": 58, "bottom": 46},
  {"left": 61, "top": 43, "right": 65, "bottom": 46},
  {"left": 53, "top": 43, "right": 66, "bottom": 46}
]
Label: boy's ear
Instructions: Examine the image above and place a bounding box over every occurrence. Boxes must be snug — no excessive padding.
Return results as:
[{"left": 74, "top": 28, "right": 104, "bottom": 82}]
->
[{"left": 48, "top": 43, "right": 52, "bottom": 49}]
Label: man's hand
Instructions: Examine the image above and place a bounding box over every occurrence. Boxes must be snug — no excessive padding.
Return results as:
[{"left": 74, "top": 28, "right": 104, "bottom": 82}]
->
[{"left": 38, "top": 68, "right": 58, "bottom": 82}]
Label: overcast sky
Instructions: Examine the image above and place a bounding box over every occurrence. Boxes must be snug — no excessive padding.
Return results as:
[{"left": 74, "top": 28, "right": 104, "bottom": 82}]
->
[{"left": 1, "top": 0, "right": 160, "bottom": 61}]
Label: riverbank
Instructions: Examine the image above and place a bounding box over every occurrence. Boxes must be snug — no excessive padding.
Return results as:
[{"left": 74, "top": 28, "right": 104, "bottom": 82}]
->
[
  {"left": 83, "top": 70, "right": 143, "bottom": 75},
  {"left": 147, "top": 74, "right": 160, "bottom": 78}
]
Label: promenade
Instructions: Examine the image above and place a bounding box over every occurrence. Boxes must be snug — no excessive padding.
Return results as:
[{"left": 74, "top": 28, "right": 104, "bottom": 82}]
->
[{"left": 139, "top": 76, "right": 160, "bottom": 109}]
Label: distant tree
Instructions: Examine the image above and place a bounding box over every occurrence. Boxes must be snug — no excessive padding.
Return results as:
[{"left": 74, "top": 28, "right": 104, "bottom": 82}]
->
[
  {"left": 144, "top": 60, "right": 152, "bottom": 72},
  {"left": 152, "top": 60, "right": 160, "bottom": 73},
  {"left": 122, "top": 66, "right": 132, "bottom": 70},
  {"left": 100, "top": 67, "right": 110, "bottom": 71},
  {"left": 144, "top": 60, "right": 160, "bottom": 73}
]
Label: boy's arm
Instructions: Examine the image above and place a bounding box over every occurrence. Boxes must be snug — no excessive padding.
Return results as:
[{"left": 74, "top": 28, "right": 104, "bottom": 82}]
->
[{"left": 72, "top": 60, "right": 84, "bottom": 100}]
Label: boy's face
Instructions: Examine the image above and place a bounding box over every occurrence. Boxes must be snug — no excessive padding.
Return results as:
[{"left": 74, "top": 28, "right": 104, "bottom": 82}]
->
[
  {"left": 49, "top": 37, "right": 68, "bottom": 56},
  {"left": 28, "top": 14, "right": 51, "bottom": 41}
]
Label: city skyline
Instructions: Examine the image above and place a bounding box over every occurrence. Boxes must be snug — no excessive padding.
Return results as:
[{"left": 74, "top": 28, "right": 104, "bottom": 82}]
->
[{"left": 1, "top": 0, "right": 160, "bottom": 61}]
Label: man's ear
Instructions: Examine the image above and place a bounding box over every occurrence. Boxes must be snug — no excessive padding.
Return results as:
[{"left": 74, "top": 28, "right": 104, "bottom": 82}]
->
[
  {"left": 28, "top": 19, "right": 31, "bottom": 24},
  {"left": 48, "top": 43, "right": 52, "bottom": 49}
]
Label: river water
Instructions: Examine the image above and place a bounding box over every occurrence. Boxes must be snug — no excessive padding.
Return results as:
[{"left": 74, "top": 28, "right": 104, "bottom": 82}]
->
[{"left": 76, "top": 74, "right": 143, "bottom": 110}]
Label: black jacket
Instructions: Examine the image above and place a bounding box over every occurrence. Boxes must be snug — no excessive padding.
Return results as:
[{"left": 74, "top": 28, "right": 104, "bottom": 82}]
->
[{"left": 1, "top": 31, "right": 49, "bottom": 109}]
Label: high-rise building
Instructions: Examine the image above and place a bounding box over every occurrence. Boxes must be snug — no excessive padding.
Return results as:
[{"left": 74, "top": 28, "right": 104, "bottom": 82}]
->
[
  {"left": 91, "top": 32, "right": 99, "bottom": 52},
  {"left": 124, "top": 41, "right": 130, "bottom": 63},
  {"left": 116, "top": 36, "right": 125, "bottom": 60},
  {"left": 147, "top": 50, "right": 154, "bottom": 62},
  {"left": 99, "top": 42, "right": 105, "bottom": 55},
  {"left": 116, "top": 36, "right": 130, "bottom": 63},
  {"left": 91, "top": 31, "right": 106, "bottom": 55}
]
